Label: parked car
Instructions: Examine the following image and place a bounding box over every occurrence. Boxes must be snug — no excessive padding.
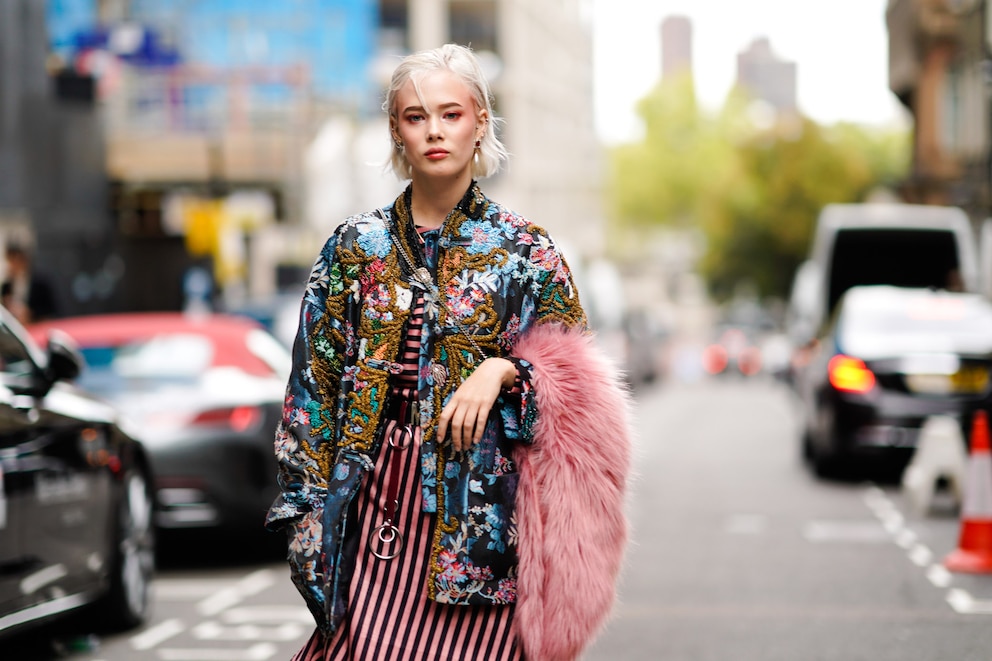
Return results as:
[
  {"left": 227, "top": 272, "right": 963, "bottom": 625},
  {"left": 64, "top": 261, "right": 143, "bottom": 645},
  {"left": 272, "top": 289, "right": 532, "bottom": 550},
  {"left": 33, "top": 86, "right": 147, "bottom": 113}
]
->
[
  {"left": 29, "top": 312, "right": 290, "bottom": 537},
  {"left": 224, "top": 287, "right": 304, "bottom": 349},
  {"left": 0, "top": 307, "right": 153, "bottom": 639},
  {"left": 796, "top": 285, "right": 992, "bottom": 477},
  {"left": 786, "top": 203, "right": 979, "bottom": 384}
]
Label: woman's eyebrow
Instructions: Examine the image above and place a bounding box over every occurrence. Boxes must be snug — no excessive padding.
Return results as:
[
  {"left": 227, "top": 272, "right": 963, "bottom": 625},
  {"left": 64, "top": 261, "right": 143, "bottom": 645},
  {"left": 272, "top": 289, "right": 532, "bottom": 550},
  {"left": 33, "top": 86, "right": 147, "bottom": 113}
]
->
[{"left": 401, "top": 102, "right": 464, "bottom": 114}]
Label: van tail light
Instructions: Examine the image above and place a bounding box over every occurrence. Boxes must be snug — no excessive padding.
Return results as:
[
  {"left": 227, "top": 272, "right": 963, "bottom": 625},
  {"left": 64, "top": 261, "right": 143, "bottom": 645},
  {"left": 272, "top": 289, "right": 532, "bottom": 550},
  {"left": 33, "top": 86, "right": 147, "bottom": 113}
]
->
[
  {"left": 828, "top": 355, "right": 876, "bottom": 394},
  {"left": 190, "top": 406, "right": 262, "bottom": 433}
]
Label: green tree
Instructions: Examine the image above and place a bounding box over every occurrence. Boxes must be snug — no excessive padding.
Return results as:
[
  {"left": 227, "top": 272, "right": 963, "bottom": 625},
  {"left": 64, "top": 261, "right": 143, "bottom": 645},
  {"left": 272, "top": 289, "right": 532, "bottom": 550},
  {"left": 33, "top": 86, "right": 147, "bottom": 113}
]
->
[{"left": 608, "top": 81, "right": 911, "bottom": 301}]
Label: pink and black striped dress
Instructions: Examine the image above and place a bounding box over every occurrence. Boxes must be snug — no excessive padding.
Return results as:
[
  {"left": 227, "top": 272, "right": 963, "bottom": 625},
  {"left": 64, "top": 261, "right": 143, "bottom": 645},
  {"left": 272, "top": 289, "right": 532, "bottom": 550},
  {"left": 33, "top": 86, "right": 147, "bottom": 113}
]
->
[{"left": 293, "top": 229, "right": 524, "bottom": 660}]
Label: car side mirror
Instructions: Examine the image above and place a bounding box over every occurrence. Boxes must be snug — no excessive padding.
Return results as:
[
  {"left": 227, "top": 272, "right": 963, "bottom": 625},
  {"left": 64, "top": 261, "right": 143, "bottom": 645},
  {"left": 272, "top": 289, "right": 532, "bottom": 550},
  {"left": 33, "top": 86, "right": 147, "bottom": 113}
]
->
[{"left": 46, "top": 329, "right": 83, "bottom": 383}]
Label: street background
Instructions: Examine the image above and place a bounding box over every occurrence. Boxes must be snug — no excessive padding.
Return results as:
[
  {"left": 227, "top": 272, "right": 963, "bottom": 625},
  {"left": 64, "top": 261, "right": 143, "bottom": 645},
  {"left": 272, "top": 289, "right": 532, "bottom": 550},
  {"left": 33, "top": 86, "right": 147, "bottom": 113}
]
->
[
  {"left": 9, "top": 376, "right": 992, "bottom": 660},
  {"left": 6, "top": 1, "right": 992, "bottom": 659}
]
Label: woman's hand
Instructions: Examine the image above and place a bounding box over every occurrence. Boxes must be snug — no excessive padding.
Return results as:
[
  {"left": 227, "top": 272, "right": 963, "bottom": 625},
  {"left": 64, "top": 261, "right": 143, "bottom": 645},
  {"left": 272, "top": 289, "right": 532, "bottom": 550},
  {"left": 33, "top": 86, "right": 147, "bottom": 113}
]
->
[{"left": 437, "top": 358, "right": 516, "bottom": 452}]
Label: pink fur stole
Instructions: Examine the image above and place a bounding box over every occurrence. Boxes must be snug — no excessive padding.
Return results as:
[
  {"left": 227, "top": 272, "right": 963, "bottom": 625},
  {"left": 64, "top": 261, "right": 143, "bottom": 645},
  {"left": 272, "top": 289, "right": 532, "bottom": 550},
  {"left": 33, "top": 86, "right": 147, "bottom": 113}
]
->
[{"left": 511, "top": 323, "right": 633, "bottom": 661}]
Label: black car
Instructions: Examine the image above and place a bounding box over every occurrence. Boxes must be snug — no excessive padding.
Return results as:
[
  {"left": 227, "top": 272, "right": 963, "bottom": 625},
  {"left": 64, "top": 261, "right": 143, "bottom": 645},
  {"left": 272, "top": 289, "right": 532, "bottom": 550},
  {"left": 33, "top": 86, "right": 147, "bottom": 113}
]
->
[
  {"left": 797, "top": 285, "right": 992, "bottom": 476},
  {"left": 30, "top": 312, "right": 290, "bottom": 538},
  {"left": 0, "top": 308, "right": 154, "bottom": 639}
]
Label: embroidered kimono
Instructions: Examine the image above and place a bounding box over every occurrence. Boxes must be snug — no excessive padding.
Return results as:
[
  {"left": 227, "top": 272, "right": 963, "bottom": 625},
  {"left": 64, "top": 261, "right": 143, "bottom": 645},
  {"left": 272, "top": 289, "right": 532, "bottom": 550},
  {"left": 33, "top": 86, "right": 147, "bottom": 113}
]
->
[{"left": 265, "top": 182, "right": 586, "bottom": 634}]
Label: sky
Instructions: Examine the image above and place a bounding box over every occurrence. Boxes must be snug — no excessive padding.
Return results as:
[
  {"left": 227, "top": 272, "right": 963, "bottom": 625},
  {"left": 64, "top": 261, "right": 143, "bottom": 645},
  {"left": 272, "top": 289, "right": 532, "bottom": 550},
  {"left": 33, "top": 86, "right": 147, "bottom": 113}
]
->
[{"left": 592, "top": 0, "right": 907, "bottom": 145}]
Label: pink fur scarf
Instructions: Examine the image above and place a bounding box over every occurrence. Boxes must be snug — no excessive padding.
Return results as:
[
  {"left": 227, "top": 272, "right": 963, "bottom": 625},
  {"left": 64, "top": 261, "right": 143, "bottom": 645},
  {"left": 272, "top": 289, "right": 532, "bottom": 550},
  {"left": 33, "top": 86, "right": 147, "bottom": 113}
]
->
[{"left": 511, "top": 323, "right": 634, "bottom": 661}]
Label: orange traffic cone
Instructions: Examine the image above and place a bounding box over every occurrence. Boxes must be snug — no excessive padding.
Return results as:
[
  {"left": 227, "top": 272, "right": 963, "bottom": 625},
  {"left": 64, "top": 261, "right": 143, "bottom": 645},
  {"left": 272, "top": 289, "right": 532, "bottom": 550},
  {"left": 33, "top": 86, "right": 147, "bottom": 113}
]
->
[{"left": 945, "top": 410, "right": 992, "bottom": 573}]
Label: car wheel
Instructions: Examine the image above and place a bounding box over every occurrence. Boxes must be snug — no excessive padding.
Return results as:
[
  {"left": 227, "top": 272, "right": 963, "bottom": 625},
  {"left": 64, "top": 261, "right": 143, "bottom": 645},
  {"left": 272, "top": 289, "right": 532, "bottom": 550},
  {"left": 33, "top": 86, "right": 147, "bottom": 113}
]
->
[{"left": 99, "top": 468, "right": 156, "bottom": 631}]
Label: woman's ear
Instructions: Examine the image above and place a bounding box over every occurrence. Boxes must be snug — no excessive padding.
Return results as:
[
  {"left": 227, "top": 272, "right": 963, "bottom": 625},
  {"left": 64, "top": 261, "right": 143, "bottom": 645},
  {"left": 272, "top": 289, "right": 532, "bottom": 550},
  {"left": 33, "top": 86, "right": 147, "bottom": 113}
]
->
[{"left": 476, "top": 110, "right": 489, "bottom": 140}]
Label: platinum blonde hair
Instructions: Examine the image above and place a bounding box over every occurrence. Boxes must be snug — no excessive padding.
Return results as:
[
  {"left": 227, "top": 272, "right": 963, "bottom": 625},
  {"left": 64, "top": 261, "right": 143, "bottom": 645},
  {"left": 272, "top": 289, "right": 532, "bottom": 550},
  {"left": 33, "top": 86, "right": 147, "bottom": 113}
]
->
[{"left": 384, "top": 43, "right": 508, "bottom": 180}]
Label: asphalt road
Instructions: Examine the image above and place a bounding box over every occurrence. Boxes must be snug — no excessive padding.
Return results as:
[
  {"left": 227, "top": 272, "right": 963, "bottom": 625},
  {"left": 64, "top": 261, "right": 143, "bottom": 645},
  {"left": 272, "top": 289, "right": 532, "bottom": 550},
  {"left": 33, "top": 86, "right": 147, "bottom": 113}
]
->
[
  {"left": 583, "top": 377, "right": 992, "bottom": 661},
  {"left": 8, "top": 376, "right": 992, "bottom": 660}
]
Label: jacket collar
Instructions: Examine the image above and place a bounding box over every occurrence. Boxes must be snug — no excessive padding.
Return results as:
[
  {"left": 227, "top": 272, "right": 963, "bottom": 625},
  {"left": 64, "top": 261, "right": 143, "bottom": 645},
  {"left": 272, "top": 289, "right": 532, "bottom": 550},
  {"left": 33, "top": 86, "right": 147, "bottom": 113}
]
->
[{"left": 391, "top": 181, "right": 488, "bottom": 232}]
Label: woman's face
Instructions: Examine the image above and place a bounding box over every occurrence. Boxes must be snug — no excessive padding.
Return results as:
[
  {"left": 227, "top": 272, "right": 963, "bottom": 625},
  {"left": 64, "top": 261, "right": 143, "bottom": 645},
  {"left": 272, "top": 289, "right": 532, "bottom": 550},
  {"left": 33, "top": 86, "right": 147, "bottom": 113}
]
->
[{"left": 392, "top": 70, "right": 486, "bottom": 185}]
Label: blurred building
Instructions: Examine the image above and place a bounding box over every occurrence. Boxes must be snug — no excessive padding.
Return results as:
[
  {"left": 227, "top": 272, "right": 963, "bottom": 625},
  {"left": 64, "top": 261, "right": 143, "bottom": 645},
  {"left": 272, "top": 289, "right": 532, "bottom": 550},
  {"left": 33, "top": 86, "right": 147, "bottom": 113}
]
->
[
  {"left": 0, "top": 0, "right": 119, "bottom": 318},
  {"left": 735, "top": 37, "right": 797, "bottom": 114},
  {"left": 887, "top": 0, "right": 988, "bottom": 221},
  {"left": 100, "top": 0, "right": 378, "bottom": 310},
  {"left": 661, "top": 15, "right": 692, "bottom": 81},
  {"left": 384, "top": 0, "right": 604, "bottom": 260},
  {"left": 35, "top": 0, "right": 603, "bottom": 311}
]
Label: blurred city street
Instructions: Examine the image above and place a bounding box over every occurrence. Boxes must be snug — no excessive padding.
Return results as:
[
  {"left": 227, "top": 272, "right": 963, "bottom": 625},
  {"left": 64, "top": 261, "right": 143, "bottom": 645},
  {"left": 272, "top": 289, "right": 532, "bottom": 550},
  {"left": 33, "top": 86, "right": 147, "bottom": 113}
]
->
[
  {"left": 5, "top": 376, "right": 992, "bottom": 660},
  {"left": 8, "top": 0, "right": 992, "bottom": 658}
]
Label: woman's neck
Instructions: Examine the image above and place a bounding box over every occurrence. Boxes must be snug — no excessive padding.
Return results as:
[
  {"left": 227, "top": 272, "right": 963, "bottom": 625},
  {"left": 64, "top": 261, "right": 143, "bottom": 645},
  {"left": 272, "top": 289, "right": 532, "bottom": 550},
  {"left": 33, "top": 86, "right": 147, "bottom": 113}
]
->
[{"left": 409, "top": 175, "right": 472, "bottom": 229}]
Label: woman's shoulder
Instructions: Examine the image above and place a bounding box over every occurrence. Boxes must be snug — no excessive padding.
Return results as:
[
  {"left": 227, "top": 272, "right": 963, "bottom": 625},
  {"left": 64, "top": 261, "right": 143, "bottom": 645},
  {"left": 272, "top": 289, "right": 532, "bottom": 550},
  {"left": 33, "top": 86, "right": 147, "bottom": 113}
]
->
[
  {"left": 482, "top": 198, "right": 553, "bottom": 241},
  {"left": 337, "top": 209, "right": 387, "bottom": 236},
  {"left": 319, "top": 209, "right": 389, "bottom": 250}
]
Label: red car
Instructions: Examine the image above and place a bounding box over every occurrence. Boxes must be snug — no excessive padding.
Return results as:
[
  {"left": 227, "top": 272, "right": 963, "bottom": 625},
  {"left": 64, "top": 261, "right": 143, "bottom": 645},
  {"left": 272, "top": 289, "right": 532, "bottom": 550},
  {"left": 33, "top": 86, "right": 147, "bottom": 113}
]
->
[{"left": 29, "top": 312, "right": 291, "bottom": 537}]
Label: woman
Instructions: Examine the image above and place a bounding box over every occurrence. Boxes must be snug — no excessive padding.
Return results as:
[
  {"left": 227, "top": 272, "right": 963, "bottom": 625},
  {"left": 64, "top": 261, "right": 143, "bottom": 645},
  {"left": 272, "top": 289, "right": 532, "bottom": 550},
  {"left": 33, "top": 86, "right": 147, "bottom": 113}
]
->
[{"left": 267, "top": 44, "right": 632, "bottom": 661}]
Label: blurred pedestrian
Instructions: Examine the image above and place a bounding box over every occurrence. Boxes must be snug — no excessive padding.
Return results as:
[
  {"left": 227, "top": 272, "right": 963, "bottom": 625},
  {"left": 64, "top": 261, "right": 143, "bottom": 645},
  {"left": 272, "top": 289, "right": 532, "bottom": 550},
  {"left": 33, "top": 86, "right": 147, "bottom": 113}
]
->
[
  {"left": 2, "top": 242, "right": 59, "bottom": 324},
  {"left": 267, "top": 44, "right": 632, "bottom": 661}
]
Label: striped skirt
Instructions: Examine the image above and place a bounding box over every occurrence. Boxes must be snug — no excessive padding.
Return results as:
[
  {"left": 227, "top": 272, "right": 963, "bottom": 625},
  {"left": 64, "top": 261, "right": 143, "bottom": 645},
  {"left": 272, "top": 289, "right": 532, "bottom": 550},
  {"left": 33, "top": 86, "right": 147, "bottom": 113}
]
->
[{"left": 292, "top": 416, "right": 523, "bottom": 661}]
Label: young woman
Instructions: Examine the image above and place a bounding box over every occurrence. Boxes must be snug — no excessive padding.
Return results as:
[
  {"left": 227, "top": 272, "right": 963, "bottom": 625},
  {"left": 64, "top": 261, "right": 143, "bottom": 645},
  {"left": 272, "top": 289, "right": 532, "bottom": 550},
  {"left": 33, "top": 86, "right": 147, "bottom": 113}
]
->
[{"left": 267, "top": 44, "right": 632, "bottom": 661}]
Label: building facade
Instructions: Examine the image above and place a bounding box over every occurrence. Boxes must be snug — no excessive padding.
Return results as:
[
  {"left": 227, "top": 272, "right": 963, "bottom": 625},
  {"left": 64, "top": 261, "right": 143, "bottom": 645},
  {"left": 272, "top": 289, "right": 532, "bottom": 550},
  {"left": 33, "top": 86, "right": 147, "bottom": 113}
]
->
[
  {"left": 887, "top": 0, "right": 989, "bottom": 221},
  {"left": 40, "top": 0, "right": 603, "bottom": 310},
  {"left": 661, "top": 15, "right": 692, "bottom": 81},
  {"left": 735, "top": 37, "right": 797, "bottom": 114},
  {"left": 0, "top": 0, "right": 120, "bottom": 317}
]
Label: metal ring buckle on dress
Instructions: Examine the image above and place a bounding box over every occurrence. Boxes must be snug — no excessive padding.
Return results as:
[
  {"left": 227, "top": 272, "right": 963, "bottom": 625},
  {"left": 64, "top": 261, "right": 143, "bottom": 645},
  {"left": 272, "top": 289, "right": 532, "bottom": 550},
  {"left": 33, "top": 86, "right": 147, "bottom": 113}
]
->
[
  {"left": 369, "top": 522, "right": 404, "bottom": 560},
  {"left": 389, "top": 427, "right": 412, "bottom": 449}
]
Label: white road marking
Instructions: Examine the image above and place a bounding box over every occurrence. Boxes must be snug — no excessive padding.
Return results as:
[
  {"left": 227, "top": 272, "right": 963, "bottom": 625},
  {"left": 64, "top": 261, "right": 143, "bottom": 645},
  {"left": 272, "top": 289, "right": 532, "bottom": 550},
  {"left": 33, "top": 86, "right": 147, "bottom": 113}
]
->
[
  {"left": 198, "top": 570, "right": 275, "bottom": 617},
  {"left": 945, "top": 588, "right": 992, "bottom": 614},
  {"left": 153, "top": 579, "right": 239, "bottom": 601},
  {"left": 895, "top": 528, "right": 917, "bottom": 549},
  {"left": 927, "top": 564, "right": 953, "bottom": 588},
  {"left": 131, "top": 619, "right": 185, "bottom": 650},
  {"left": 192, "top": 620, "right": 305, "bottom": 642},
  {"left": 221, "top": 605, "right": 314, "bottom": 624},
  {"left": 881, "top": 511, "right": 904, "bottom": 534},
  {"left": 803, "top": 520, "right": 890, "bottom": 543},
  {"left": 909, "top": 544, "right": 933, "bottom": 567},
  {"left": 157, "top": 642, "right": 278, "bottom": 660}
]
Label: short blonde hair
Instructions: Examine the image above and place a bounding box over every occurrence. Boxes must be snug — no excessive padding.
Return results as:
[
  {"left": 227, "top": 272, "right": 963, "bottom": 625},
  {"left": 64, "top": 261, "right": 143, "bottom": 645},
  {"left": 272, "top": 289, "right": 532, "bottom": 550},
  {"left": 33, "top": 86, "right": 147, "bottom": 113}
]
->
[{"left": 384, "top": 44, "right": 508, "bottom": 180}]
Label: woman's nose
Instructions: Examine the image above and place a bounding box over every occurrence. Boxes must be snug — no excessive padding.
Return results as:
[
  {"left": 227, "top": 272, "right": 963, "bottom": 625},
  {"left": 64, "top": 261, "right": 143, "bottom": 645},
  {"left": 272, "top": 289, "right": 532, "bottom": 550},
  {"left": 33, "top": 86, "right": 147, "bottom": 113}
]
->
[{"left": 426, "top": 116, "right": 442, "bottom": 139}]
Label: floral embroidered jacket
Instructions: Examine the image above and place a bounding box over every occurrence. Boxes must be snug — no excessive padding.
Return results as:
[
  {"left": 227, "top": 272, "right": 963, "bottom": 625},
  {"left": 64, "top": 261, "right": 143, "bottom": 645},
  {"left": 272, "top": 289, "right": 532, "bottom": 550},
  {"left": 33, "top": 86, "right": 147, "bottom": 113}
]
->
[{"left": 265, "top": 182, "right": 586, "bottom": 633}]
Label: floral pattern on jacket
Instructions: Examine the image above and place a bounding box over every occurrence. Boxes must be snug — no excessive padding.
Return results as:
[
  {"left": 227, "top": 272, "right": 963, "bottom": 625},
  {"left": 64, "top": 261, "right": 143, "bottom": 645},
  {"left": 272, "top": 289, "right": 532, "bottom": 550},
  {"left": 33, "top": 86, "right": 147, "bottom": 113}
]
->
[{"left": 265, "top": 182, "right": 585, "bottom": 633}]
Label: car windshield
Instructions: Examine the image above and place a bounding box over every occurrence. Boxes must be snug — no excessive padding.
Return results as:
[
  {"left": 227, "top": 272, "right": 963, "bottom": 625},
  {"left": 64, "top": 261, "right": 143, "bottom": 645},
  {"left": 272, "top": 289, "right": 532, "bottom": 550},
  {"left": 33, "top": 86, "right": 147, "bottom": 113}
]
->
[
  {"left": 77, "top": 334, "right": 213, "bottom": 396},
  {"left": 839, "top": 291, "right": 992, "bottom": 357}
]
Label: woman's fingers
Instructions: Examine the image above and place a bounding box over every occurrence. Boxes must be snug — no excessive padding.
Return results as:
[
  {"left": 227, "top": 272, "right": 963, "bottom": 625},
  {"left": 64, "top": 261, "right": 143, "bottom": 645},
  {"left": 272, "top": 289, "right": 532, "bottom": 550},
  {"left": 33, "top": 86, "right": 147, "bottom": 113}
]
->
[
  {"left": 439, "top": 395, "right": 492, "bottom": 451},
  {"left": 436, "top": 358, "right": 511, "bottom": 451},
  {"left": 449, "top": 405, "right": 467, "bottom": 451},
  {"left": 472, "top": 405, "right": 489, "bottom": 446}
]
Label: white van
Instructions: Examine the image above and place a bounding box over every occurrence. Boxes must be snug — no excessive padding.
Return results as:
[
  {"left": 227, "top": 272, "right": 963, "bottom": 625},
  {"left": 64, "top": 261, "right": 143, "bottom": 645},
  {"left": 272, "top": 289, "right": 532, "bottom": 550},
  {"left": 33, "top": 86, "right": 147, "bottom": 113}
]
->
[{"left": 787, "top": 203, "right": 979, "bottom": 344}]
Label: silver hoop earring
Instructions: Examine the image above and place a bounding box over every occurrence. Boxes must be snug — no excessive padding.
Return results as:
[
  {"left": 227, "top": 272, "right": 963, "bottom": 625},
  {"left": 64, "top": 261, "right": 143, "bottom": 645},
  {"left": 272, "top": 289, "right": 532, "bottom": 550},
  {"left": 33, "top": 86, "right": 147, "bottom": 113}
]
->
[{"left": 394, "top": 141, "right": 404, "bottom": 150}]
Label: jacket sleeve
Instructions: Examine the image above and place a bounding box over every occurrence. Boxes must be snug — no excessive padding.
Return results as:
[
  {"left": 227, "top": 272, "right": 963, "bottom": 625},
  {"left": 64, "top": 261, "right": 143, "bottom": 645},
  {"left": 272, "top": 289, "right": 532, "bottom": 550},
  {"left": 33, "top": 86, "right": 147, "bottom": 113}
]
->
[
  {"left": 265, "top": 231, "right": 350, "bottom": 530},
  {"left": 503, "top": 228, "right": 587, "bottom": 445}
]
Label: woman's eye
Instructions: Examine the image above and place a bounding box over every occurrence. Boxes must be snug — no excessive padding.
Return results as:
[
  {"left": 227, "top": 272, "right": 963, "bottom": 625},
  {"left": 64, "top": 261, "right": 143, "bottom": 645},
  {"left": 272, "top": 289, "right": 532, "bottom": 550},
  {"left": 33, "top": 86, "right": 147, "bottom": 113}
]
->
[
  {"left": 406, "top": 114, "right": 424, "bottom": 123},
  {"left": 444, "top": 112, "right": 461, "bottom": 120}
]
